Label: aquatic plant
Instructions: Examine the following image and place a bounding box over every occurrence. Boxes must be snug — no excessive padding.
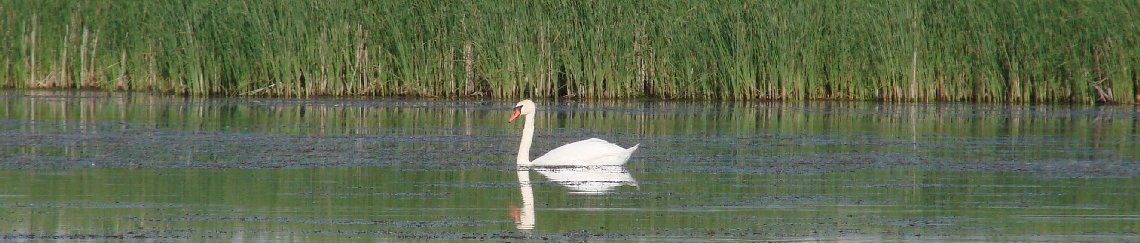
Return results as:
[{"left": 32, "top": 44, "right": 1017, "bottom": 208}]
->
[{"left": 1, "top": 1, "right": 1136, "bottom": 103}]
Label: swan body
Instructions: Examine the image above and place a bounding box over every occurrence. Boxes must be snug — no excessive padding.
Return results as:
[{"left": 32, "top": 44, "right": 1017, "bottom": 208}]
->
[
  {"left": 510, "top": 100, "right": 638, "bottom": 166},
  {"left": 531, "top": 138, "right": 639, "bottom": 166}
]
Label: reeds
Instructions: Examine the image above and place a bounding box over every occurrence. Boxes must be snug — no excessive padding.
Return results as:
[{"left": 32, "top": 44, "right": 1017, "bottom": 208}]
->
[{"left": 1, "top": 1, "right": 1137, "bottom": 103}]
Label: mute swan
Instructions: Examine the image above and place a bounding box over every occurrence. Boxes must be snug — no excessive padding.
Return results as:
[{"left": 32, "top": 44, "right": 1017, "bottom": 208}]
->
[{"left": 509, "top": 100, "right": 639, "bottom": 166}]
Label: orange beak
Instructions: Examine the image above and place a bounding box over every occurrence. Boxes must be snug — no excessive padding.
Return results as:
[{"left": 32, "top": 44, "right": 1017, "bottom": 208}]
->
[{"left": 508, "top": 106, "right": 522, "bottom": 122}]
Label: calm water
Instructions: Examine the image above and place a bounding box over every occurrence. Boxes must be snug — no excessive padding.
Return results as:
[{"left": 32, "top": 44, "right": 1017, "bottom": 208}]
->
[{"left": 1, "top": 90, "right": 1138, "bottom": 241}]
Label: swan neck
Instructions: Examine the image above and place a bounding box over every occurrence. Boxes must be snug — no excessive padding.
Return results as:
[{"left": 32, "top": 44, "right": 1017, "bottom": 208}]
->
[{"left": 517, "top": 113, "right": 534, "bottom": 166}]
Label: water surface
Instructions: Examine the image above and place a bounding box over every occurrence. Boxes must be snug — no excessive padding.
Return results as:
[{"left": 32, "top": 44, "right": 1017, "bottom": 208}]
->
[{"left": 1, "top": 90, "right": 1138, "bottom": 241}]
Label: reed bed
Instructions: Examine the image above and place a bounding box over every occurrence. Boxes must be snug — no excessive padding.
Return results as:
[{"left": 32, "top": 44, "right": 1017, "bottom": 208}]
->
[{"left": 1, "top": 1, "right": 1137, "bottom": 103}]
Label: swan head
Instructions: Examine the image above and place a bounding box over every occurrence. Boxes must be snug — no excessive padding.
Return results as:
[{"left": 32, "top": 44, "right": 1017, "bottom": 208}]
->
[{"left": 509, "top": 99, "right": 536, "bottom": 122}]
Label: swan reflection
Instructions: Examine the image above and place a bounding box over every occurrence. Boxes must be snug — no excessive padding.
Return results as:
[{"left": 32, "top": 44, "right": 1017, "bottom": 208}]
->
[
  {"left": 533, "top": 166, "right": 637, "bottom": 194},
  {"left": 512, "top": 165, "right": 637, "bottom": 230},
  {"left": 513, "top": 170, "right": 536, "bottom": 230}
]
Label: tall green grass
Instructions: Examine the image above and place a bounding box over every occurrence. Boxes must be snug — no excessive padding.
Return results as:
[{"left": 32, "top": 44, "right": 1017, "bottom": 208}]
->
[{"left": 1, "top": 1, "right": 1137, "bottom": 103}]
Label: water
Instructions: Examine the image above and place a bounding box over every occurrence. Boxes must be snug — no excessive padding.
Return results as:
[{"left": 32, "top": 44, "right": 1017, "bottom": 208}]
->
[{"left": 1, "top": 90, "right": 1138, "bottom": 241}]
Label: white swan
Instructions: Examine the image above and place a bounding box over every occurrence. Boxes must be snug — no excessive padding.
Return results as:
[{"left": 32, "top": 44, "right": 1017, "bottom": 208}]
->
[{"left": 509, "top": 99, "right": 639, "bottom": 166}]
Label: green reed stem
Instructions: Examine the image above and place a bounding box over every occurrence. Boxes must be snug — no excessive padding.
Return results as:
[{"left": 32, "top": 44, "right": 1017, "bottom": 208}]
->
[{"left": 0, "top": 1, "right": 1136, "bottom": 103}]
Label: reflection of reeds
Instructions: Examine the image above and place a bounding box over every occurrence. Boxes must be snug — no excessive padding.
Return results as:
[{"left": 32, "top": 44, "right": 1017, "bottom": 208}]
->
[
  {"left": 4, "top": 91, "right": 1140, "bottom": 166},
  {"left": 1, "top": 1, "right": 1137, "bottom": 103},
  {"left": 6, "top": 91, "right": 1138, "bottom": 142}
]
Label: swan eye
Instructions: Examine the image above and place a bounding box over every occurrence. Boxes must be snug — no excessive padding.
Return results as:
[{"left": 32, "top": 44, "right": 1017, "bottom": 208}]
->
[{"left": 514, "top": 105, "right": 523, "bottom": 112}]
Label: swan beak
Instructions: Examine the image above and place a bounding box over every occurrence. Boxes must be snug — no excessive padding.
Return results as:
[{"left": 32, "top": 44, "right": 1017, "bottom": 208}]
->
[{"left": 508, "top": 106, "right": 522, "bottom": 123}]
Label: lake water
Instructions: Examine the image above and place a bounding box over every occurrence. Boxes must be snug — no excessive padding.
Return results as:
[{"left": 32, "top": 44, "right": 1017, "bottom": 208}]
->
[{"left": 1, "top": 90, "right": 1137, "bottom": 241}]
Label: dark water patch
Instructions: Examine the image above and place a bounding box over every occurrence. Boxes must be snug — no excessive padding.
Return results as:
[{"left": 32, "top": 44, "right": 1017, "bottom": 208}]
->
[{"left": 131, "top": 216, "right": 478, "bottom": 228}]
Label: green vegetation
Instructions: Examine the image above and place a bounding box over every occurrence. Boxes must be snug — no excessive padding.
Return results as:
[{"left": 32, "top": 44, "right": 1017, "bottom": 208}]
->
[{"left": 1, "top": 1, "right": 1137, "bottom": 103}]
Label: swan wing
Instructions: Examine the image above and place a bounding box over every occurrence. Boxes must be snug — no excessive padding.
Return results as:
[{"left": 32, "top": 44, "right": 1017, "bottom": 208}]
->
[{"left": 531, "top": 138, "right": 639, "bottom": 166}]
